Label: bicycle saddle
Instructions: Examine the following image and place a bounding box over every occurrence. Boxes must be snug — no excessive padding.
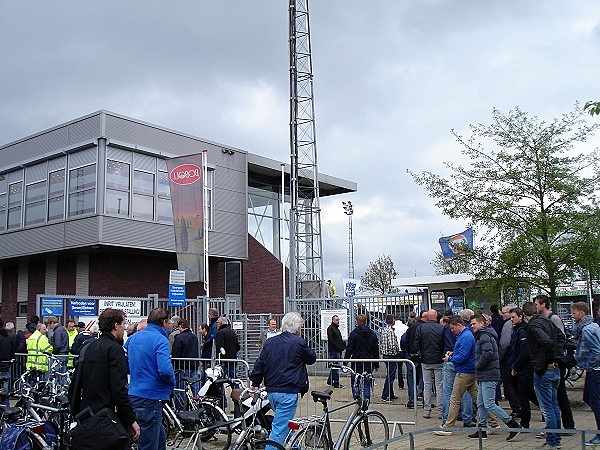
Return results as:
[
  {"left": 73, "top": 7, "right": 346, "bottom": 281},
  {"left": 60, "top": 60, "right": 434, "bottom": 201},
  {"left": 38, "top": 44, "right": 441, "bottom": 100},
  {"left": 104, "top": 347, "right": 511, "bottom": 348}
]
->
[
  {"left": 182, "top": 376, "right": 202, "bottom": 384},
  {"left": 310, "top": 389, "right": 333, "bottom": 402},
  {"left": 176, "top": 408, "right": 209, "bottom": 424}
]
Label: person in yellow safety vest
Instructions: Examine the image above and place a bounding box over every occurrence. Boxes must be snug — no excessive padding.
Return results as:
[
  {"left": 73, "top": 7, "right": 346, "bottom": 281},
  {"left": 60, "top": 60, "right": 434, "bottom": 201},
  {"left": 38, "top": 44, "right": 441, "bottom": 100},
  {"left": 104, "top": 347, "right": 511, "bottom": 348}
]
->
[
  {"left": 26, "top": 323, "right": 53, "bottom": 376},
  {"left": 66, "top": 320, "right": 78, "bottom": 368}
]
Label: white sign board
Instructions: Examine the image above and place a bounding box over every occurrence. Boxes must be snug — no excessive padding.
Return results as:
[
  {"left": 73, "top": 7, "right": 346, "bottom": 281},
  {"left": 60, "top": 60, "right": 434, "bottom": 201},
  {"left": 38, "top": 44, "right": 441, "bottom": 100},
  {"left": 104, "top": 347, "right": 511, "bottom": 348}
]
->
[
  {"left": 169, "top": 270, "right": 186, "bottom": 285},
  {"left": 232, "top": 321, "right": 244, "bottom": 330},
  {"left": 320, "top": 309, "right": 349, "bottom": 341},
  {"left": 98, "top": 299, "right": 141, "bottom": 317},
  {"left": 83, "top": 315, "right": 142, "bottom": 329}
]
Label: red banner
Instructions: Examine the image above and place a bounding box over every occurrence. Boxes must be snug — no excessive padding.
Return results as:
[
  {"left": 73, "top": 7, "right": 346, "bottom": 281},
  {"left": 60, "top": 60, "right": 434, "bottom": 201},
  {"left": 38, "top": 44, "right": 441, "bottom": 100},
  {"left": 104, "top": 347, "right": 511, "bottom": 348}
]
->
[{"left": 166, "top": 154, "right": 204, "bottom": 283}]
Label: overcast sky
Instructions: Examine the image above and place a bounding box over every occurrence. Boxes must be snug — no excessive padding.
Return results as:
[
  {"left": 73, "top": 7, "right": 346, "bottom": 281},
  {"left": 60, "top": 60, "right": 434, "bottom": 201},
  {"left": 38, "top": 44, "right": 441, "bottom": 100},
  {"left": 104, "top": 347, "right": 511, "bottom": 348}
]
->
[{"left": 1, "top": 1, "right": 599, "bottom": 290}]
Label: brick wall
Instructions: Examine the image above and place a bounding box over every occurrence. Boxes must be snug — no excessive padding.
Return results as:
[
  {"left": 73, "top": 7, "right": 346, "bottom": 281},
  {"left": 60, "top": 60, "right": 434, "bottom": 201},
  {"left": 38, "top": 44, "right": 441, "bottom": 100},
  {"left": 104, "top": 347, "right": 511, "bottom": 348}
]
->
[
  {"left": 242, "top": 235, "right": 287, "bottom": 314},
  {"left": 57, "top": 256, "right": 77, "bottom": 295},
  {"left": 1, "top": 265, "right": 18, "bottom": 321},
  {"left": 28, "top": 260, "right": 46, "bottom": 319}
]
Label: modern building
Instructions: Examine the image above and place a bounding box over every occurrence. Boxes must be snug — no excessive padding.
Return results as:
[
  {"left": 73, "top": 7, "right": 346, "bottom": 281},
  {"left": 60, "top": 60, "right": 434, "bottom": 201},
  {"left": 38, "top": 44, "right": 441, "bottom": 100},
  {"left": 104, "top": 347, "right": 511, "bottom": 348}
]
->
[{"left": 0, "top": 111, "right": 355, "bottom": 324}]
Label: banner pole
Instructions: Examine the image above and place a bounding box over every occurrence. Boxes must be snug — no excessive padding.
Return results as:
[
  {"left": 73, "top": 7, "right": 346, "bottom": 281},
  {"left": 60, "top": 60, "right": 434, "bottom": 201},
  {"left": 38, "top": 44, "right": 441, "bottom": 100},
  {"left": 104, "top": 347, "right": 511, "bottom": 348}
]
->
[
  {"left": 203, "top": 150, "right": 210, "bottom": 297},
  {"left": 281, "top": 163, "right": 286, "bottom": 311}
]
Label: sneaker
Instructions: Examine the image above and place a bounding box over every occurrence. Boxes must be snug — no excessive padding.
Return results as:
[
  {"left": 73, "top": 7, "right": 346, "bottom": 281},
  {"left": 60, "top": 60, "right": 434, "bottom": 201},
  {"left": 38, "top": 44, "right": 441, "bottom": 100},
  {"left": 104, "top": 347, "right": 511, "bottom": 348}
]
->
[
  {"left": 382, "top": 397, "right": 391, "bottom": 402},
  {"left": 586, "top": 436, "right": 600, "bottom": 446},
  {"left": 406, "top": 402, "right": 414, "bottom": 408},
  {"left": 507, "top": 429, "right": 521, "bottom": 442},
  {"left": 423, "top": 412, "right": 431, "bottom": 419},
  {"left": 390, "top": 395, "right": 399, "bottom": 400},
  {"left": 463, "top": 422, "right": 476, "bottom": 427},
  {"left": 537, "top": 432, "right": 547, "bottom": 439},
  {"left": 335, "top": 384, "right": 346, "bottom": 389},
  {"left": 433, "top": 429, "right": 453, "bottom": 436},
  {"left": 468, "top": 430, "right": 487, "bottom": 439}
]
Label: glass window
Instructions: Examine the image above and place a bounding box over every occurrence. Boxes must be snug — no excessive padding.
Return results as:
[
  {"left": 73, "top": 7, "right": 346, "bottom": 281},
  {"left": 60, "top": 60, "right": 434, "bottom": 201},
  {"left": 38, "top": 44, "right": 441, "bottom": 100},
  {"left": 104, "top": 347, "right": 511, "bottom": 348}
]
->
[
  {"left": 48, "top": 196, "right": 64, "bottom": 222},
  {"left": 7, "top": 182, "right": 22, "bottom": 229},
  {"left": 68, "top": 191, "right": 95, "bottom": 216},
  {"left": 157, "top": 197, "right": 172, "bottom": 222},
  {"left": 105, "top": 189, "right": 129, "bottom": 216},
  {"left": 25, "top": 201, "right": 45, "bottom": 226},
  {"left": 133, "top": 193, "right": 154, "bottom": 220},
  {"left": 157, "top": 171, "right": 170, "bottom": 198},
  {"left": 133, "top": 170, "right": 154, "bottom": 195},
  {"left": 69, "top": 165, "right": 96, "bottom": 191},
  {"left": 25, "top": 180, "right": 47, "bottom": 226},
  {"left": 0, "top": 193, "right": 5, "bottom": 231},
  {"left": 68, "top": 164, "right": 96, "bottom": 217},
  {"left": 48, "top": 169, "right": 65, "bottom": 222},
  {"left": 106, "top": 160, "right": 130, "bottom": 191}
]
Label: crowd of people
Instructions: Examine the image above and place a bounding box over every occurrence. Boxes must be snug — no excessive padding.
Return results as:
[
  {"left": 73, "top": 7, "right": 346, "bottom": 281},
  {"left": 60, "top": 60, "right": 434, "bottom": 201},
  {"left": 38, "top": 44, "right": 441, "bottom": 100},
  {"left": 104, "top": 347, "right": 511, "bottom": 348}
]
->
[{"left": 1, "top": 294, "right": 598, "bottom": 449}]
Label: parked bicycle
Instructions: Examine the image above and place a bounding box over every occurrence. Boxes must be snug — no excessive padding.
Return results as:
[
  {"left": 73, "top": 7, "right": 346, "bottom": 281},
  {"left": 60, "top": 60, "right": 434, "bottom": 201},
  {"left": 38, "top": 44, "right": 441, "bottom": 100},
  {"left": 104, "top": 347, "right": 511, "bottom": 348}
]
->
[{"left": 286, "top": 365, "right": 391, "bottom": 450}]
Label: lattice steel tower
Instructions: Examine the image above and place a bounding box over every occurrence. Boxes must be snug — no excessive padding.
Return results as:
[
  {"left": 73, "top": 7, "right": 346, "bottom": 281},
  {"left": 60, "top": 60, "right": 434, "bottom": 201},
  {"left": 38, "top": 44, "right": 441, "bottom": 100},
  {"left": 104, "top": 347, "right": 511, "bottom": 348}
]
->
[{"left": 288, "top": 0, "right": 324, "bottom": 299}]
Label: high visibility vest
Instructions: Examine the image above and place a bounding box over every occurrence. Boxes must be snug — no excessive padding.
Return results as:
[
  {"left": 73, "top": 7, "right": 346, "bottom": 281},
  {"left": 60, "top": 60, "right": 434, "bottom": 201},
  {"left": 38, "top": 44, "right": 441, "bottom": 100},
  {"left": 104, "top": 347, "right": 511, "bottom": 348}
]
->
[{"left": 26, "top": 331, "right": 53, "bottom": 371}]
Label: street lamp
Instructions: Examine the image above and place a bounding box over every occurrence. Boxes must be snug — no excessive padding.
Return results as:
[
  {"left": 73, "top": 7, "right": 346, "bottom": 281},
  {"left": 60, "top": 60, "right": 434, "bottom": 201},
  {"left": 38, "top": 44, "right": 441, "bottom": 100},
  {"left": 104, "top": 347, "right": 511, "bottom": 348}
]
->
[{"left": 342, "top": 201, "right": 354, "bottom": 279}]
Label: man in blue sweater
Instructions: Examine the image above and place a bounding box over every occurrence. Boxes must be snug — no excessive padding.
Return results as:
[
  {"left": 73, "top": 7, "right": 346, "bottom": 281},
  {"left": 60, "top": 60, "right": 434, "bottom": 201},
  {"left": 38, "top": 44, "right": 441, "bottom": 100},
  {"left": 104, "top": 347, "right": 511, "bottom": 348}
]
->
[
  {"left": 434, "top": 315, "right": 477, "bottom": 436},
  {"left": 125, "top": 308, "right": 175, "bottom": 450}
]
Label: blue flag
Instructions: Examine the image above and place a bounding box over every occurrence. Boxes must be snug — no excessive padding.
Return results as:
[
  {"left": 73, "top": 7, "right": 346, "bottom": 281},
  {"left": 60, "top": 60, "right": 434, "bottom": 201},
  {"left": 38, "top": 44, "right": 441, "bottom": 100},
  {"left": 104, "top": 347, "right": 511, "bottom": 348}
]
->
[{"left": 439, "top": 227, "right": 474, "bottom": 260}]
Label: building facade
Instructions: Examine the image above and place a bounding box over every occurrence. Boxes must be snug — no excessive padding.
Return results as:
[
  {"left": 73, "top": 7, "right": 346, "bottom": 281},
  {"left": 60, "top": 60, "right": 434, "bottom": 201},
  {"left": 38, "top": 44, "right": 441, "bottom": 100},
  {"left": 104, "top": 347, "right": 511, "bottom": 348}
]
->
[{"left": 0, "top": 111, "right": 355, "bottom": 324}]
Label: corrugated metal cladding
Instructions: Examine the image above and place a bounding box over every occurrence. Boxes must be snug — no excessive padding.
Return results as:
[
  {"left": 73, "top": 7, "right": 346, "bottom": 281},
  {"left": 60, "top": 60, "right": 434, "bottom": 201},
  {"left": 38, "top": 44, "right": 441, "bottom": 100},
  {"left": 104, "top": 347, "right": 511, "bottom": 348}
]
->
[
  {"left": 214, "top": 167, "right": 247, "bottom": 193},
  {"left": 0, "top": 223, "right": 65, "bottom": 258},
  {"left": 133, "top": 153, "right": 156, "bottom": 172},
  {"left": 68, "top": 115, "right": 102, "bottom": 144},
  {"left": 8, "top": 169, "right": 23, "bottom": 183},
  {"left": 48, "top": 156, "right": 66, "bottom": 171},
  {"left": 106, "top": 146, "right": 132, "bottom": 163},
  {"left": 0, "top": 126, "right": 69, "bottom": 169},
  {"left": 214, "top": 189, "right": 246, "bottom": 214},
  {"left": 100, "top": 216, "right": 175, "bottom": 251},
  {"left": 105, "top": 115, "right": 216, "bottom": 156},
  {"left": 25, "top": 161, "right": 47, "bottom": 184},
  {"left": 64, "top": 217, "right": 100, "bottom": 247},
  {"left": 68, "top": 147, "right": 98, "bottom": 168},
  {"left": 213, "top": 210, "right": 246, "bottom": 236},
  {"left": 210, "top": 232, "right": 247, "bottom": 258}
]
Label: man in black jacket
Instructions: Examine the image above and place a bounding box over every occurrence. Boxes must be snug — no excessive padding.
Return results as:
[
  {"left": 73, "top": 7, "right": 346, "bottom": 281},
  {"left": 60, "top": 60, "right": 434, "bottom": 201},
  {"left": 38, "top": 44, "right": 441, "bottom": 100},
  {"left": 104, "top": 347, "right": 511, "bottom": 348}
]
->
[
  {"left": 68, "top": 308, "right": 140, "bottom": 443},
  {"left": 524, "top": 300, "right": 564, "bottom": 449},
  {"left": 0, "top": 317, "right": 15, "bottom": 406},
  {"left": 346, "top": 314, "right": 379, "bottom": 408},
  {"left": 405, "top": 310, "right": 426, "bottom": 407},
  {"left": 172, "top": 319, "right": 200, "bottom": 398},
  {"left": 215, "top": 316, "right": 241, "bottom": 383},
  {"left": 250, "top": 312, "right": 316, "bottom": 447},
  {"left": 415, "top": 309, "right": 444, "bottom": 419},
  {"left": 326, "top": 315, "right": 346, "bottom": 388}
]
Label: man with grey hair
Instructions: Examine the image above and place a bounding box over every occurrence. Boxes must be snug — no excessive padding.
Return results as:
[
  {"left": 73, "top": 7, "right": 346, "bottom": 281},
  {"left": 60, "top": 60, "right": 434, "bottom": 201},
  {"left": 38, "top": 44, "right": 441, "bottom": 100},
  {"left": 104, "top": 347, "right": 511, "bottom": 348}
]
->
[
  {"left": 250, "top": 312, "right": 316, "bottom": 447},
  {"left": 168, "top": 315, "right": 181, "bottom": 353}
]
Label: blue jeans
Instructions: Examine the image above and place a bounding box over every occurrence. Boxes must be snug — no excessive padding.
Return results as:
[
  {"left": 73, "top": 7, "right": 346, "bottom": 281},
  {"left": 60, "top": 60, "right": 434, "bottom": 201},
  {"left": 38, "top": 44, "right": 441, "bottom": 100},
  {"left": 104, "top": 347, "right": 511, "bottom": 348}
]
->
[
  {"left": 583, "top": 369, "right": 600, "bottom": 439},
  {"left": 0, "top": 371, "right": 10, "bottom": 407},
  {"left": 326, "top": 351, "right": 341, "bottom": 387},
  {"left": 351, "top": 372, "right": 372, "bottom": 408},
  {"left": 441, "top": 361, "right": 473, "bottom": 424},
  {"left": 381, "top": 355, "right": 398, "bottom": 399},
  {"left": 534, "top": 368, "right": 562, "bottom": 447},
  {"left": 130, "top": 395, "right": 165, "bottom": 450},
  {"left": 406, "top": 362, "right": 423, "bottom": 403},
  {"left": 268, "top": 392, "right": 298, "bottom": 447},
  {"left": 476, "top": 380, "right": 511, "bottom": 427}
]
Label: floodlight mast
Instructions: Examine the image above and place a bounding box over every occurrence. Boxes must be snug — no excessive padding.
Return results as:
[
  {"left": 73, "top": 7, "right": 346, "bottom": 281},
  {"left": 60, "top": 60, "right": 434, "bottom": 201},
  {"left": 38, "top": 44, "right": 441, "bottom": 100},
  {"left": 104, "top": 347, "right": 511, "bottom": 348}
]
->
[{"left": 289, "top": 0, "right": 324, "bottom": 300}]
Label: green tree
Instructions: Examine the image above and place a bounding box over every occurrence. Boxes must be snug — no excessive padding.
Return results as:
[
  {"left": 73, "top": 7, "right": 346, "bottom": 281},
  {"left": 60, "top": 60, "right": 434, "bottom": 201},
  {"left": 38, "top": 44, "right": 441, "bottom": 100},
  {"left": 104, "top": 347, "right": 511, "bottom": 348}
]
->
[
  {"left": 431, "top": 251, "right": 470, "bottom": 275},
  {"left": 360, "top": 254, "right": 398, "bottom": 294},
  {"left": 412, "top": 105, "right": 600, "bottom": 307},
  {"left": 585, "top": 101, "right": 600, "bottom": 117}
]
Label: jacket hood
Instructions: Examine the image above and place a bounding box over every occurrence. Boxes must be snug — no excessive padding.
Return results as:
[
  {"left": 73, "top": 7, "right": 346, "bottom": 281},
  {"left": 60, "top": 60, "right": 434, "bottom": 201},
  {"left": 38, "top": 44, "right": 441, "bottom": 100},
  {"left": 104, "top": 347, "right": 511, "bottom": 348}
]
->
[
  {"left": 477, "top": 326, "right": 498, "bottom": 340},
  {"left": 0, "top": 329, "right": 7, "bottom": 337}
]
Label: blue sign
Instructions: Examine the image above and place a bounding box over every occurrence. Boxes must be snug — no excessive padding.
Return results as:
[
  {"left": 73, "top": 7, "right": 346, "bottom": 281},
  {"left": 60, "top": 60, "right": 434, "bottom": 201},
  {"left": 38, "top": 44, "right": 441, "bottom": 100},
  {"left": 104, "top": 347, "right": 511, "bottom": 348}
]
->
[
  {"left": 69, "top": 299, "right": 98, "bottom": 316},
  {"left": 40, "top": 297, "right": 64, "bottom": 317},
  {"left": 168, "top": 284, "right": 186, "bottom": 307}
]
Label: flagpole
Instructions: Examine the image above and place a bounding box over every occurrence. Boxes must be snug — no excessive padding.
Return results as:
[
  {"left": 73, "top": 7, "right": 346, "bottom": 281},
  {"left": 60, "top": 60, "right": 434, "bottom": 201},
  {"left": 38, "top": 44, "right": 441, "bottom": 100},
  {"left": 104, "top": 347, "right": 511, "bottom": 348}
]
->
[
  {"left": 281, "top": 163, "right": 286, "bottom": 310},
  {"left": 202, "top": 149, "right": 210, "bottom": 297}
]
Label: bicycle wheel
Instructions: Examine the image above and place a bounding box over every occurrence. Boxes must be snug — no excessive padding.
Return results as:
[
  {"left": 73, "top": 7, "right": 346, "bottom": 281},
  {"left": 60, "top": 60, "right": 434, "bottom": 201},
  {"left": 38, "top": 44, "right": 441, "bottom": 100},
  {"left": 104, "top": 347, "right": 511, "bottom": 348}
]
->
[
  {"left": 194, "top": 401, "right": 231, "bottom": 450},
  {"left": 249, "top": 439, "right": 287, "bottom": 450},
  {"left": 288, "top": 423, "right": 331, "bottom": 450},
  {"left": 344, "top": 410, "right": 389, "bottom": 450}
]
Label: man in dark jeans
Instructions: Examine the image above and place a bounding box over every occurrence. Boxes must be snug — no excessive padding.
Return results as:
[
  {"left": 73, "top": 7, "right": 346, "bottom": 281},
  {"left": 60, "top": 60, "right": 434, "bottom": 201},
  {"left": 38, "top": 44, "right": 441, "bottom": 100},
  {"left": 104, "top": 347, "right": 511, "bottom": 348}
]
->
[{"left": 326, "top": 315, "right": 346, "bottom": 388}]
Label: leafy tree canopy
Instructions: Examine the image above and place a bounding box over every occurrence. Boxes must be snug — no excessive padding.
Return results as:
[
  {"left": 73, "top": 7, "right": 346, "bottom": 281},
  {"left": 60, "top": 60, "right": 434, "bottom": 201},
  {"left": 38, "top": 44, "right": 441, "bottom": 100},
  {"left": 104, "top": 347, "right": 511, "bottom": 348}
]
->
[
  {"left": 360, "top": 254, "right": 398, "bottom": 294},
  {"left": 585, "top": 101, "right": 600, "bottom": 117},
  {"left": 412, "top": 105, "right": 600, "bottom": 306}
]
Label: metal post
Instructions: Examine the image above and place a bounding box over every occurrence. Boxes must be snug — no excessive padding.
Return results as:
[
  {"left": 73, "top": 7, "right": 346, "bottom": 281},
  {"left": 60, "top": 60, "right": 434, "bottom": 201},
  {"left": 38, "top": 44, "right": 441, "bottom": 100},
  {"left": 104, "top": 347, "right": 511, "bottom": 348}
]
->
[{"left": 342, "top": 201, "right": 354, "bottom": 279}]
